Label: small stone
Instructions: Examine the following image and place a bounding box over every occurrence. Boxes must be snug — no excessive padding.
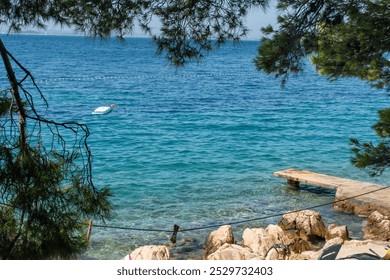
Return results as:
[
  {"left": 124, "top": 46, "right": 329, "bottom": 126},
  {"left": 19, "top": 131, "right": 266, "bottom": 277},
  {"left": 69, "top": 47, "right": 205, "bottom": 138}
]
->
[{"left": 326, "top": 224, "right": 349, "bottom": 241}]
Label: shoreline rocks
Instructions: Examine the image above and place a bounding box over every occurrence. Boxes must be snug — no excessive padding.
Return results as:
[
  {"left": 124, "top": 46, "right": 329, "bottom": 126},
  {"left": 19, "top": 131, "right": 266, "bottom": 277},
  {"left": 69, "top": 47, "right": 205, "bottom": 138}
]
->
[
  {"left": 125, "top": 209, "right": 390, "bottom": 260},
  {"left": 364, "top": 210, "right": 390, "bottom": 240},
  {"left": 206, "top": 210, "right": 328, "bottom": 260}
]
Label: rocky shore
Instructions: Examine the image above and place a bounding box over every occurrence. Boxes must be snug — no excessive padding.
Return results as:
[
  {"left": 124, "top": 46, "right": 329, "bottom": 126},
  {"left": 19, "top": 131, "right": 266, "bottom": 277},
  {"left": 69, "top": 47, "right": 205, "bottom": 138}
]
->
[
  {"left": 124, "top": 208, "right": 390, "bottom": 260},
  {"left": 120, "top": 169, "right": 390, "bottom": 260}
]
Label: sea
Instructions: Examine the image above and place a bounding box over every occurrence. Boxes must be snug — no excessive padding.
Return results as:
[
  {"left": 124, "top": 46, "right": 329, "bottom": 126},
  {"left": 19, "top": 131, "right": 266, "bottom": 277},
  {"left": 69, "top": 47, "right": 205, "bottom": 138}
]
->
[{"left": 0, "top": 34, "right": 389, "bottom": 260}]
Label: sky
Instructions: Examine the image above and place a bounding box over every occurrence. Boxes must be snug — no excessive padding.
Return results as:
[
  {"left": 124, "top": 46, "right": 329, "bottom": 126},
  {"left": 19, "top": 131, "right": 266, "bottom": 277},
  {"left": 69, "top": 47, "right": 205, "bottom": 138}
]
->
[
  {"left": 0, "top": 5, "right": 278, "bottom": 40},
  {"left": 246, "top": 5, "right": 278, "bottom": 39}
]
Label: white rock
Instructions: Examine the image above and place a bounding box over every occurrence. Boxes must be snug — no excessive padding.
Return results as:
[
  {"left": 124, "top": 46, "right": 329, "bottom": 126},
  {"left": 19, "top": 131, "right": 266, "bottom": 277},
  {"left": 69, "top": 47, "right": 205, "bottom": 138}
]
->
[
  {"left": 204, "top": 225, "right": 234, "bottom": 257},
  {"left": 279, "top": 210, "right": 326, "bottom": 238},
  {"left": 207, "top": 244, "right": 256, "bottom": 260},
  {"left": 242, "top": 225, "right": 290, "bottom": 259},
  {"left": 242, "top": 228, "right": 269, "bottom": 258},
  {"left": 127, "top": 245, "right": 170, "bottom": 260}
]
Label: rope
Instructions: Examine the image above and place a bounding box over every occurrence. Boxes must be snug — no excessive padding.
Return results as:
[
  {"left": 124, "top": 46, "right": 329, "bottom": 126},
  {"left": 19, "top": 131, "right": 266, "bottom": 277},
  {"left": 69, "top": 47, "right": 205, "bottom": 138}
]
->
[
  {"left": 92, "top": 183, "right": 390, "bottom": 233},
  {"left": 1, "top": 183, "right": 389, "bottom": 234},
  {"left": 37, "top": 72, "right": 261, "bottom": 84},
  {"left": 92, "top": 224, "right": 174, "bottom": 233}
]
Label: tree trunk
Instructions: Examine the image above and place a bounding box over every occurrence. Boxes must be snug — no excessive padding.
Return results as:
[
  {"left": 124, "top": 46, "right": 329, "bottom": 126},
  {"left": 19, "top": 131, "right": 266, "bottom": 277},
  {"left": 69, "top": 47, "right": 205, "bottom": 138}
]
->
[{"left": 0, "top": 38, "right": 27, "bottom": 146}]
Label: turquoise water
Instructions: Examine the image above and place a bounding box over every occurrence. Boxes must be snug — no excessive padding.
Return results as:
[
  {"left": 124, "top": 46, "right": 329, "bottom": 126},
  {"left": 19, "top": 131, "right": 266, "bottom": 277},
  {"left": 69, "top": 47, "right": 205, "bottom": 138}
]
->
[{"left": 1, "top": 35, "right": 389, "bottom": 259}]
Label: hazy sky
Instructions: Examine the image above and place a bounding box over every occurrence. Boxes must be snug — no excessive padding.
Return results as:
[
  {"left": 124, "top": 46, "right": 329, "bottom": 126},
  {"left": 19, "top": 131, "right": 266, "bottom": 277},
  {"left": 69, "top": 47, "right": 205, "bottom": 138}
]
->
[
  {"left": 1, "top": 5, "right": 278, "bottom": 39},
  {"left": 246, "top": 6, "right": 278, "bottom": 39}
]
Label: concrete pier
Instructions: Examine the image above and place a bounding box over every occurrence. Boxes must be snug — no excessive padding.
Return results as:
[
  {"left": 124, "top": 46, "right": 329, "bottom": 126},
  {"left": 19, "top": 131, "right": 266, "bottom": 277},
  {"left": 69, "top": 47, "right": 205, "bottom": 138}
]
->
[{"left": 274, "top": 168, "right": 390, "bottom": 212}]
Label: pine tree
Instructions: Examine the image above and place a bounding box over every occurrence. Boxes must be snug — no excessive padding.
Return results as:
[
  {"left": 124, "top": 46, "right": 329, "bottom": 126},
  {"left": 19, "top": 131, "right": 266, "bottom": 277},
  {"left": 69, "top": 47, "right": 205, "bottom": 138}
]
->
[
  {"left": 253, "top": 0, "right": 389, "bottom": 176},
  {"left": 350, "top": 108, "right": 390, "bottom": 176},
  {"left": 1, "top": 0, "right": 269, "bottom": 259},
  {"left": 254, "top": 0, "right": 390, "bottom": 90},
  {"left": 0, "top": 40, "right": 112, "bottom": 259}
]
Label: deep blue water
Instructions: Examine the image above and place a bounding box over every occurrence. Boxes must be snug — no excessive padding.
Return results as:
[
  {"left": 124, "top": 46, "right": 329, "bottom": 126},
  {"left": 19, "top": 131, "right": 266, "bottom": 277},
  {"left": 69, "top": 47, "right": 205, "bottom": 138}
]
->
[{"left": 1, "top": 34, "right": 389, "bottom": 259}]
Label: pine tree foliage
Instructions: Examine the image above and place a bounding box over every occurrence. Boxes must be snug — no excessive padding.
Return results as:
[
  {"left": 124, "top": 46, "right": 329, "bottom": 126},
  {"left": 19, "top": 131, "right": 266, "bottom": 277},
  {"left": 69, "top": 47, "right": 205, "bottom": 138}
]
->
[
  {"left": 253, "top": 0, "right": 389, "bottom": 177},
  {"left": 351, "top": 108, "right": 390, "bottom": 177},
  {"left": 0, "top": 43, "right": 112, "bottom": 259},
  {"left": 254, "top": 0, "right": 390, "bottom": 90},
  {"left": 0, "top": 0, "right": 270, "bottom": 66},
  {"left": 0, "top": 0, "right": 270, "bottom": 260}
]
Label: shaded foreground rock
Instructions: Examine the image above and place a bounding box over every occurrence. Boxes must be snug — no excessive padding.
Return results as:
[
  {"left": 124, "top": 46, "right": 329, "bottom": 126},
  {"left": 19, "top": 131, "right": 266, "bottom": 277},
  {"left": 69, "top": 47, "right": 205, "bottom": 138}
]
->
[{"left": 313, "top": 240, "right": 390, "bottom": 260}]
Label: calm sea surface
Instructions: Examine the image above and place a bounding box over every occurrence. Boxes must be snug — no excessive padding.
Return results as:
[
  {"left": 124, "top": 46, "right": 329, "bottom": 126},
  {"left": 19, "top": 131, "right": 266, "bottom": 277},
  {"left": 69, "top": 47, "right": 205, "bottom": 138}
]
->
[{"left": 1, "top": 35, "right": 389, "bottom": 259}]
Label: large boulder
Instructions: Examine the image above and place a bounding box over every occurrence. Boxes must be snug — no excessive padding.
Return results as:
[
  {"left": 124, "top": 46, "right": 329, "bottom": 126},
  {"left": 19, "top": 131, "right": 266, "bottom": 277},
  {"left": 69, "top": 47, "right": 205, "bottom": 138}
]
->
[
  {"left": 207, "top": 244, "right": 257, "bottom": 260},
  {"left": 127, "top": 245, "right": 170, "bottom": 260},
  {"left": 204, "top": 225, "right": 234, "bottom": 257},
  {"left": 278, "top": 210, "right": 327, "bottom": 239},
  {"left": 241, "top": 227, "right": 269, "bottom": 258},
  {"left": 242, "top": 225, "right": 292, "bottom": 259},
  {"left": 364, "top": 210, "right": 390, "bottom": 240}
]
